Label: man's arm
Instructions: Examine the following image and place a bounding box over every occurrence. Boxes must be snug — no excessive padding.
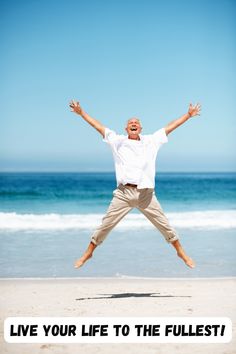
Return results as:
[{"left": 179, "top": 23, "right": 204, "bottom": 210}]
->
[
  {"left": 69, "top": 100, "right": 105, "bottom": 138},
  {"left": 165, "top": 103, "right": 201, "bottom": 136}
]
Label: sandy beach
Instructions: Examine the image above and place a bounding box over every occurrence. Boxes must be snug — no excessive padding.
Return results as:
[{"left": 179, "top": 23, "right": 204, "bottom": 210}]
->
[{"left": 0, "top": 277, "right": 235, "bottom": 353}]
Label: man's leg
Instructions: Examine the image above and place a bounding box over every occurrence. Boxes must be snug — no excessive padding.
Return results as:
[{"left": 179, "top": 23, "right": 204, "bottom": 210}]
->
[
  {"left": 74, "top": 187, "right": 132, "bottom": 268},
  {"left": 138, "top": 190, "right": 195, "bottom": 268},
  {"left": 170, "top": 240, "right": 195, "bottom": 268},
  {"left": 74, "top": 241, "right": 97, "bottom": 269}
]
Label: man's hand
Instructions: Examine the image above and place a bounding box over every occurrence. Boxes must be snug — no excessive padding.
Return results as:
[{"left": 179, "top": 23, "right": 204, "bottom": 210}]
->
[
  {"left": 188, "top": 103, "right": 201, "bottom": 117},
  {"left": 69, "top": 99, "right": 105, "bottom": 137},
  {"left": 69, "top": 100, "right": 83, "bottom": 115},
  {"left": 165, "top": 102, "right": 202, "bottom": 135}
]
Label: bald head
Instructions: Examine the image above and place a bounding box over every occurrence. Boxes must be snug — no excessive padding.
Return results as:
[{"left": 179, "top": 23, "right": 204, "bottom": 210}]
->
[
  {"left": 126, "top": 117, "right": 142, "bottom": 127},
  {"left": 125, "top": 117, "right": 142, "bottom": 139}
]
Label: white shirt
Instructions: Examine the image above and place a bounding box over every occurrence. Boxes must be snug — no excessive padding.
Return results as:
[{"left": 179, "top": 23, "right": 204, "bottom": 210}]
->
[{"left": 103, "top": 127, "right": 168, "bottom": 189}]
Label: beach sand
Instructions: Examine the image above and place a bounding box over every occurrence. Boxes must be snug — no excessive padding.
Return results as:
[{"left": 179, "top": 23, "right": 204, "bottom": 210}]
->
[{"left": 0, "top": 277, "right": 235, "bottom": 354}]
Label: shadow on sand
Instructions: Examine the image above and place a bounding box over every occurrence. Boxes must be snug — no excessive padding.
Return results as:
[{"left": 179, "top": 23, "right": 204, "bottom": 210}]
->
[{"left": 76, "top": 292, "right": 191, "bottom": 301}]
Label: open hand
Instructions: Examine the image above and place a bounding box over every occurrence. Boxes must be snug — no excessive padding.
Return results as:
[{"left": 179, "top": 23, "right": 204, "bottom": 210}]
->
[
  {"left": 188, "top": 103, "right": 201, "bottom": 117},
  {"left": 69, "top": 100, "right": 83, "bottom": 115}
]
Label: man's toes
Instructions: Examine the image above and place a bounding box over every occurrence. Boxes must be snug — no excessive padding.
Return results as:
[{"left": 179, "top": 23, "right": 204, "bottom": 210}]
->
[
  {"left": 186, "top": 258, "right": 195, "bottom": 268},
  {"left": 74, "top": 253, "right": 92, "bottom": 269},
  {"left": 74, "top": 260, "right": 84, "bottom": 268}
]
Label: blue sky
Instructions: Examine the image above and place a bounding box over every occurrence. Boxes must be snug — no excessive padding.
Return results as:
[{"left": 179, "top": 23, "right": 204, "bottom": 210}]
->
[{"left": 1, "top": 0, "right": 235, "bottom": 172}]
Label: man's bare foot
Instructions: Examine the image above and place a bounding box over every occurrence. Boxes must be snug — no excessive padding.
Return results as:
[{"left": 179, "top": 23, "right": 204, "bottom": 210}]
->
[
  {"left": 74, "top": 252, "right": 92, "bottom": 269},
  {"left": 171, "top": 240, "right": 195, "bottom": 269},
  {"left": 74, "top": 242, "right": 97, "bottom": 269},
  {"left": 177, "top": 251, "right": 195, "bottom": 268}
]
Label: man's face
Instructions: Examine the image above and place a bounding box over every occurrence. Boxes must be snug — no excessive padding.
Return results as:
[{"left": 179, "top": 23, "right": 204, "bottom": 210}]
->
[{"left": 125, "top": 118, "right": 142, "bottom": 137}]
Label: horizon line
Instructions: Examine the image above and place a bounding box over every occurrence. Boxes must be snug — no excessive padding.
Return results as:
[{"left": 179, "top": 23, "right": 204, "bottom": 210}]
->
[{"left": 0, "top": 170, "right": 236, "bottom": 174}]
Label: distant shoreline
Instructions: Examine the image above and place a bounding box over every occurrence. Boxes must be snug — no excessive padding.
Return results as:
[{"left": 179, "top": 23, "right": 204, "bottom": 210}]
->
[
  {"left": 1, "top": 171, "right": 236, "bottom": 174},
  {"left": 1, "top": 276, "right": 236, "bottom": 281}
]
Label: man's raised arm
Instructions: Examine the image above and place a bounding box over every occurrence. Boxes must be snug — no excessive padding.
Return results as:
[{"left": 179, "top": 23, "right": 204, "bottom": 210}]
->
[
  {"left": 165, "top": 103, "right": 201, "bottom": 136},
  {"left": 69, "top": 100, "right": 105, "bottom": 138}
]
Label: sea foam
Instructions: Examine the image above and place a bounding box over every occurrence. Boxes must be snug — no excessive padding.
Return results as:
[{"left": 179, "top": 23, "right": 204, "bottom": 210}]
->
[{"left": 0, "top": 210, "right": 236, "bottom": 231}]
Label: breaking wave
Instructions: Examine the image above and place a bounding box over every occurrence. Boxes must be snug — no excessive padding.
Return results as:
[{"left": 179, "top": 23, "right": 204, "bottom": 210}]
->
[{"left": 0, "top": 210, "right": 236, "bottom": 231}]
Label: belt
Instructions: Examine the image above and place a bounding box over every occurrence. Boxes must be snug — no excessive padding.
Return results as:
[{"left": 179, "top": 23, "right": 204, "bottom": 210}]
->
[{"left": 125, "top": 183, "right": 138, "bottom": 187}]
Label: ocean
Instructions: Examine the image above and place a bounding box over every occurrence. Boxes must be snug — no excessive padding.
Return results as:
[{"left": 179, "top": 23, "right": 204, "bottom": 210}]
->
[{"left": 0, "top": 172, "right": 235, "bottom": 278}]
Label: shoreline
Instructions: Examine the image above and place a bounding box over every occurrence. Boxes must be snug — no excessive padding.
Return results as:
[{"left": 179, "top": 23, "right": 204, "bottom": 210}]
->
[{"left": 1, "top": 276, "right": 236, "bottom": 281}]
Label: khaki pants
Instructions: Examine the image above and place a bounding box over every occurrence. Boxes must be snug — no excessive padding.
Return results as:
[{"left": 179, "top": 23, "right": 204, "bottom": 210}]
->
[{"left": 91, "top": 184, "right": 179, "bottom": 245}]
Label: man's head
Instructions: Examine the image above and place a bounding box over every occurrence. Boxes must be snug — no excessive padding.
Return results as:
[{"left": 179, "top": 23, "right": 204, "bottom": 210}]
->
[{"left": 125, "top": 117, "right": 142, "bottom": 139}]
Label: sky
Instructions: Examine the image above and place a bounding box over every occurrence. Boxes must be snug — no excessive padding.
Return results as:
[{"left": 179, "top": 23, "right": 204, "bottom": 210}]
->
[{"left": 1, "top": 0, "right": 235, "bottom": 172}]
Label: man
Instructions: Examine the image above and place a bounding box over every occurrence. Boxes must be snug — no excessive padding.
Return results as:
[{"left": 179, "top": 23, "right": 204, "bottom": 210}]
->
[{"left": 69, "top": 100, "right": 201, "bottom": 269}]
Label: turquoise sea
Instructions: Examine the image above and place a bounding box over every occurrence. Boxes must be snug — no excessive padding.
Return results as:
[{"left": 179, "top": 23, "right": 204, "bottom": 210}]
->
[{"left": 0, "top": 172, "right": 235, "bottom": 278}]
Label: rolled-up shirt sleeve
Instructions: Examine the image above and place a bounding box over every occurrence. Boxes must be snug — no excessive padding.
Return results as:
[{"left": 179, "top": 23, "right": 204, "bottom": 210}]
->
[
  {"left": 103, "top": 127, "right": 118, "bottom": 144},
  {"left": 152, "top": 128, "right": 168, "bottom": 146}
]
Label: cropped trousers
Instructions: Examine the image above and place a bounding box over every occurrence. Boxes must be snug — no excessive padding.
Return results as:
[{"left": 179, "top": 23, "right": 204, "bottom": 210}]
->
[{"left": 91, "top": 184, "right": 179, "bottom": 246}]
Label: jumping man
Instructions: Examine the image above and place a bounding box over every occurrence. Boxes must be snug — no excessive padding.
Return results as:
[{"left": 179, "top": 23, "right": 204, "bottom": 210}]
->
[{"left": 69, "top": 100, "right": 201, "bottom": 269}]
